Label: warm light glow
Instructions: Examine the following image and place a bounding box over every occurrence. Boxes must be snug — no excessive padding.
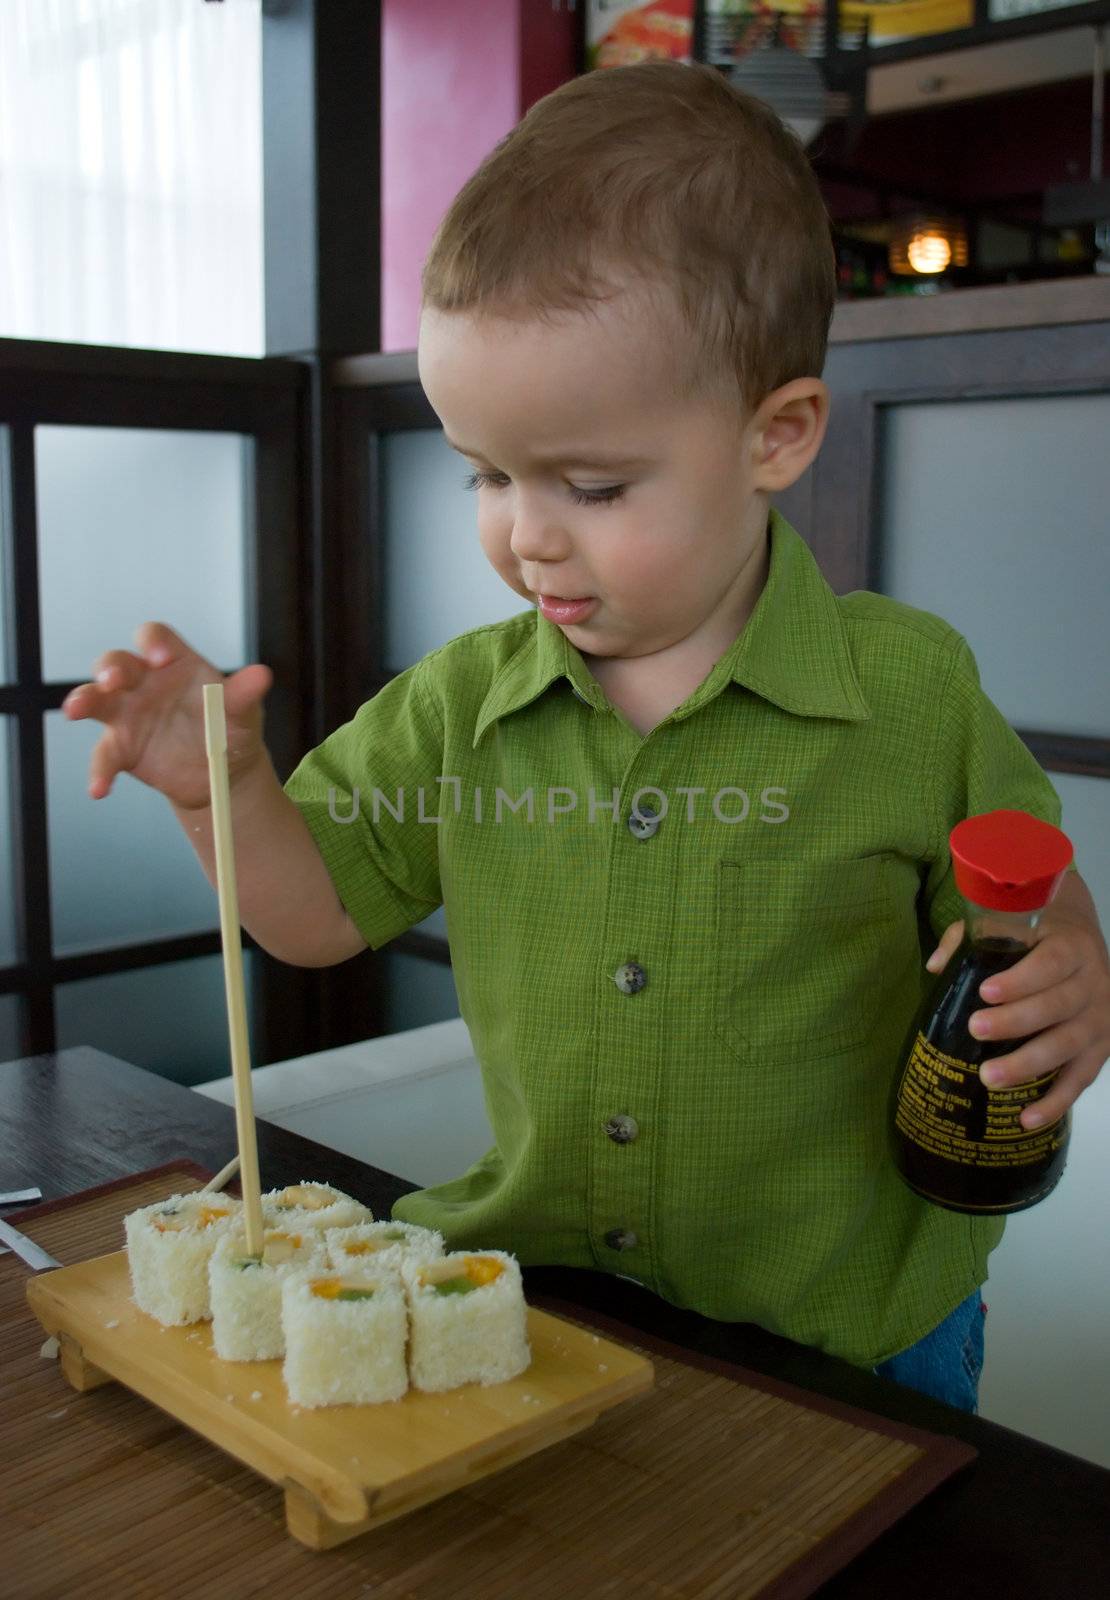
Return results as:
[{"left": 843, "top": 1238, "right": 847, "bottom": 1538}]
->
[
  {"left": 906, "top": 231, "right": 953, "bottom": 274},
  {"left": 889, "top": 215, "right": 968, "bottom": 277}
]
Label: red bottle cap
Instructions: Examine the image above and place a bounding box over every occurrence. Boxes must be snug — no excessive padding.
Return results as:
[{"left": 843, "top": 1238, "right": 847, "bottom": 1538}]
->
[{"left": 949, "top": 809, "right": 1073, "bottom": 913}]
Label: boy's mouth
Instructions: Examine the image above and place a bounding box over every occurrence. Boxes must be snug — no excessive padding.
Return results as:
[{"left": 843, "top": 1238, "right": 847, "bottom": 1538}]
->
[{"left": 537, "top": 595, "right": 595, "bottom": 625}]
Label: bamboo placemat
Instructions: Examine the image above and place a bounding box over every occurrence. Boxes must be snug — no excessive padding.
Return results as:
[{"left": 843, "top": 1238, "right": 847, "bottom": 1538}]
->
[{"left": 2, "top": 1163, "right": 975, "bottom": 1600}]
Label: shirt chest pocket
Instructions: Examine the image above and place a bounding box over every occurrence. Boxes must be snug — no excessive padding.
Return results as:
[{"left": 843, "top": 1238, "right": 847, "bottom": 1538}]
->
[{"left": 714, "top": 855, "right": 900, "bottom": 1062}]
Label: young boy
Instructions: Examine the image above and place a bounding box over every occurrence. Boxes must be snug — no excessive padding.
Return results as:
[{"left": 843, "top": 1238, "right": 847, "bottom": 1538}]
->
[{"left": 66, "top": 62, "right": 1108, "bottom": 1412}]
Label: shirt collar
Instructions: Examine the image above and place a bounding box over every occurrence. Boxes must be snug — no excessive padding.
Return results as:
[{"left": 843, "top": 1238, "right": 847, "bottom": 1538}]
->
[
  {"left": 472, "top": 608, "right": 595, "bottom": 747},
  {"left": 710, "top": 507, "right": 871, "bottom": 724},
  {"left": 472, "top": 508, "right": 869, "bottom": 747}
]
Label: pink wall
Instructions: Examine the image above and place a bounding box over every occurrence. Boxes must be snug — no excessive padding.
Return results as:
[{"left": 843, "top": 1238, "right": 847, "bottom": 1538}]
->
[
  {"left": 381, "top": 0, "right": 578, "bottom": 352},
  {"left": 382, "top": 0, "right": 520, "bottom": 352}
]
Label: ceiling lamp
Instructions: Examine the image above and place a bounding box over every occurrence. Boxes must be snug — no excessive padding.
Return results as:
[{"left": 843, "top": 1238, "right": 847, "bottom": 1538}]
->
[{"left": 889, "top": 215, "right": 969, "bottom": 277}]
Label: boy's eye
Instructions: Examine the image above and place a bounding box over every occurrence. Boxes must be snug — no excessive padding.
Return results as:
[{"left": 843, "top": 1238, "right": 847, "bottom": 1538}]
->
[
  {"left": 462, "top": 469, "right": 625, "bottom": 508},
  {"left": 568, "top": 483, "right": 626, "bottom": 507},
  {"left": 462, "top": 469, "right": 509, "bottom": 492}
]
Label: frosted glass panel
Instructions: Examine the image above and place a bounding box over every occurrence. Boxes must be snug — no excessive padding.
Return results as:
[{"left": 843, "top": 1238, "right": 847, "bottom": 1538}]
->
[
  {"left": 47, "top": 712, "right": 219, "bottom": 956},
  {"left": 1054, "top": 773, "right": 1110, "bottom": 936},
  {"left": 55, "top": 952, "right": 258, "bottom": 1088},
  {"left": 0, "top": 719, "right": 16, "bottom": 967},
  {"left": 0, "top": 994, "right": 20, "bottom": 1063},
  {"left": 382, "top": 430, "right": 530, "bottom": 669},
  {"left": 384, "top": 951, "right": 459, "bottom": 1033},
  {"left": 36, "top": 426, "right": 251, "bottom": 684},
  {"left": 877, "top": 395, "right": 1110, "bottom": 737}
]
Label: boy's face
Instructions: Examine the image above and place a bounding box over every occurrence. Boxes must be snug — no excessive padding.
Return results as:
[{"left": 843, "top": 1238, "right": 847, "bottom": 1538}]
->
[{"left": 418, "top": 285, "right": 811, "bottom": 666}]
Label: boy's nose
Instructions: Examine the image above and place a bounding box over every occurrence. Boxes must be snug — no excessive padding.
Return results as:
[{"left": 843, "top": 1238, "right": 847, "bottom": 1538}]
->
[{"left": 508, "top": 506, "right": 571, "bottom": 565}]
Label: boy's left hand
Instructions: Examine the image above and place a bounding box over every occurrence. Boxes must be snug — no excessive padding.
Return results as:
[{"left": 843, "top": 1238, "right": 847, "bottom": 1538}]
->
[{"left": 927, "top": 873, "right": 1110, "bottom": 1129}]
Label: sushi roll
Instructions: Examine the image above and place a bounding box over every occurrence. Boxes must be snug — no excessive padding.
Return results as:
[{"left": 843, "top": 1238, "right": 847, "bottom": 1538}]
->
[
  {"left": 281, "top": 1267, "right": 408, "bottom": 1407},
  {"left": 325, "top": 1219, "right": 444, "bottom": 1275},
  {"left": 208, "top": 1227, "right": 325, "bottom": 1361},
  {"left": 261, "top": 1182, "right": 371, "bottom": 1232},
  {"left": 402, "top": 1250, "right": 530, "bottom": 1392},
  {"left": 124, "top": 1193, "right": 241, "bottom": 1326}
]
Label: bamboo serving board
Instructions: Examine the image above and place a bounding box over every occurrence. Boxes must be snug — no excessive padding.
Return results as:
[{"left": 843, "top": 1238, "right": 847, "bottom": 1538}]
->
[
  {"left": 26, "top": 1248, "right": 653, "bottom": 1550},
  {"left": 8, "top": 1165, "right": 979, "bottom": 1599}
]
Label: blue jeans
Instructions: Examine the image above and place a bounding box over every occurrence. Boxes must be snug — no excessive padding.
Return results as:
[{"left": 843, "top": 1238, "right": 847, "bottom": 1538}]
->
[{"left": 873, "top": 1289, "right": 986, "bottom": 1414}]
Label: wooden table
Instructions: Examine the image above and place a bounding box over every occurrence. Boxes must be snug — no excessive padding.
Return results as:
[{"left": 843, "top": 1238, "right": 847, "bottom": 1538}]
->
[{"left": 3, "top": 1046, "right": 1108, "bottom": 1598}]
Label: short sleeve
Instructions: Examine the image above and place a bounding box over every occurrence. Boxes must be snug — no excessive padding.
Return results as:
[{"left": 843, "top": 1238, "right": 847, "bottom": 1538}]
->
[
  {"left": 924, "top": 635, "right": 1070, "bottom": 942},
  {"left": 282, "top": 664, "right": 444, "bottom": 950}
]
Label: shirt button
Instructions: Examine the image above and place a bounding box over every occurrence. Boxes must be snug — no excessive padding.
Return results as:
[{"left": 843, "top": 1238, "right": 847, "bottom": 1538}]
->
[
  {"left": 613, "top": 961, "right": 647, "bottom": 995},
  {"left": 603, "top": 1114, "right": 640, "bottom": 1144},
  {"left": 604, "top": 1228, "right": 639, "bottom": 1251},
  {"left": 627, "top": 804, "right": 660, "bottom": 840}
]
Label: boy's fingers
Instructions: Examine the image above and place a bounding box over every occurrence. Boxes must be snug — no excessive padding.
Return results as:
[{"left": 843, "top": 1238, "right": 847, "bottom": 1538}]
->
[
  {"left": 978, "top": 1014, "right": 1097, "bottom": 1087},
  {"left": 968, "top": 971, "right": 1088, "bottom": 1043},
  {"left": 976, "top": 935, "right": 1085, "bottom": 1003},
  {"left": 925, "top": 919, "right": 964, "bottom": 973},
  {"left": 61, "top": 682, "right": 95, "bottom": 719},
  {"left": 1019, "top": 1050, "right": 1105, "bottom": 1128},
  {"left": 63, "top": 650, "right": 148, "bottom": 720},
  {"left": 221, "top": 662, "right": 273, "bottom": 718},
  {"left": 63, "top": 677, "right": 125, "bottom": 721},
  {"left": 88, "top": 731, "right": 126, "bottom": 800},
  {"left": 134, "top": 620, "right": 193, "bottom": 668},
  {"left": 89, "top": 648, "right": 149, "bottom": 692}
]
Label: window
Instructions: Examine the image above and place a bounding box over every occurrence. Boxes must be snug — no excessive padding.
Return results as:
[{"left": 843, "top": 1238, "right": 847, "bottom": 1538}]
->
[
  {"left": 0, "top": 357, "right": 306, "bottom": 1078},
  {"left": 0, "top": 0, "right": 263, "bottom": 357}
]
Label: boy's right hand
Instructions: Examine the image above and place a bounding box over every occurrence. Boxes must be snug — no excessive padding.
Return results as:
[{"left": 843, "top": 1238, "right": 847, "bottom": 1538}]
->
[{"left": 62, "top": 621, "right": 274, "bottom": 812}]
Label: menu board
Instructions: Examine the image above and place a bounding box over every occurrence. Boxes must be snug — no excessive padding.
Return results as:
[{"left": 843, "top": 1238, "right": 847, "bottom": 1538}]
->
[
  {"left": 704, "top": 1, "right": 976, "bottom": 56},
  {"left": 844, "top": 0, "right": 975, "bottom": 48},
  {"left": 586, "top": 1, "right": 695, "bottom": 69},
  {"left": 988, "top": 0, "right": 1083, "bottom": 15},
  {"left": 588, "top": 0, "right": 1100, "bottom": 71},
  {"left": 590, "top": 0, "right": 1072, "bottom": 72}
]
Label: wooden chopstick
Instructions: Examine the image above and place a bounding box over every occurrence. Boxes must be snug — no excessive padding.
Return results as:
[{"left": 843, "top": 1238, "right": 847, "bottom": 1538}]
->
[
  {"left": 200, "top": 1155, "right": 241, "bottom": 1196},
  {"left": 202, "top": 683, "right": 264, "bottom": 1258}
]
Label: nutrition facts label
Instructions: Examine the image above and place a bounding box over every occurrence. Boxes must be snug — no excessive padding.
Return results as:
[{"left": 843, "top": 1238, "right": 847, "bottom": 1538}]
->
[{"left": 894, "top": 1032, "right": 1063, "bottom": 1170}]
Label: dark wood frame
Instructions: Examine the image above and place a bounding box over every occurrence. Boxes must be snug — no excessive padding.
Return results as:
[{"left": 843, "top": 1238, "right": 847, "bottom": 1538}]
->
[
  {"left": 326, "top": 382, "right": 436, "bottom": 729},
  {"left": 256, "top": 0, "right": 390, "bottom": 1052},
  {"left": 327, "top": 377, "right": 453, "bottom": 972},
  {"left": 781, "top": 315, "right": 1110, "bottom": 781},
  {"left": 0, "top": 338, "right": 338, "bottom": 1066}
]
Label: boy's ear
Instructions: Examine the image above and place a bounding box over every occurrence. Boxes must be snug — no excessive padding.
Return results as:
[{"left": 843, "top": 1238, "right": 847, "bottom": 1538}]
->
[{"left": 749, "top": 379, "right": 830, "bottom": 493}]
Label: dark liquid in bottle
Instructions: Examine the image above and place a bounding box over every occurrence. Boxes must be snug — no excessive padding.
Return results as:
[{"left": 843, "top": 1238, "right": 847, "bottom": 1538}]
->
[{"left": 891, "top": 937, "right": 1069, "bottom": 1214}]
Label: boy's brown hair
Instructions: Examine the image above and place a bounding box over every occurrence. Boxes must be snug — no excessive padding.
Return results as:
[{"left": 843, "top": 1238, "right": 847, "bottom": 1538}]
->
[{"left": 422, "top": 60, "right": 837, "bottom": 418}]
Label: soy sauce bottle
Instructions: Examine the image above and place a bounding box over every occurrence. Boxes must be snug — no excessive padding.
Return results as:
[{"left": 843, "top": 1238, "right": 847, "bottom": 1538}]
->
[{"left": 891, "top": 809, "right": 1074, "bottom": 1215}]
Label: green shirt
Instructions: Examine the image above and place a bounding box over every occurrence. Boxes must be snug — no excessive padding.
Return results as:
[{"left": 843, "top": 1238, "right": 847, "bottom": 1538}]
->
[{"left": 283, "top": 509, "right": 1066, "bottom": 1366}]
